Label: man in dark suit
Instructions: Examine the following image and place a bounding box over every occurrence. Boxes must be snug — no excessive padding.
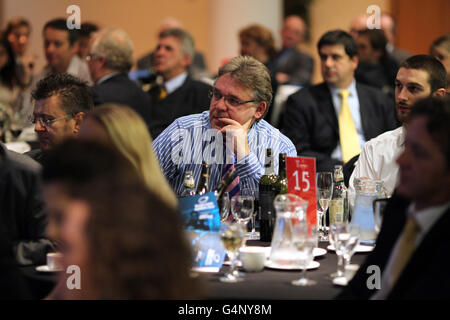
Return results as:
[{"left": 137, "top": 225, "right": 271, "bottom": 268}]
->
[
  {"left": 338, "top": 96, "right": 450, "bottom": 299},
  {"left": 1, "top": 142, "right": 54, "bottom": 266},
  {"left": 88, "top": 28, "right": 151, "bottom": 125},
  {"left": 273, "top": 15, "right": 314, "bottom": 87},
  {"left": 147, "top": 28, "right": 211, "bottom": 139},
  {"left": 282, "top": 30, "right": 397, "bottom": 172}
]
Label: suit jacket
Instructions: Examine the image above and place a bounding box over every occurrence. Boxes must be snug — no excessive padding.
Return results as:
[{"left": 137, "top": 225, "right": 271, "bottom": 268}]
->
[
  {"left": 92, "top": 73, "right": 151, "bottom": 126},
  {"left": 281, "top": 82, "right": 397, "bottom": 172},
  {"left": 337, "top": 194, "right": 450, "bottom": 299},
  {"left": 0, "top": 143, "right": 54, "bottom": 266},
  {"left": 147, "top": 76, "right": 212, "bottom": 139},
  {"left": 273, "top": 48, "right": 314, "bottom": 86}
]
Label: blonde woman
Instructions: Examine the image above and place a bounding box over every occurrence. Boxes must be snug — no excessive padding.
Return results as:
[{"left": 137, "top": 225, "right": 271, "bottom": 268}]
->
[{"left": 79, "top": 104, "right": 178, "bottom": 210}]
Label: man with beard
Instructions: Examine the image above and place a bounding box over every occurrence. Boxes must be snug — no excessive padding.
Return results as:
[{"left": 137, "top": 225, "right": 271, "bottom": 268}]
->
[
  {"left": 349, "top": 55, "right": 447, "bottom": 198},
  {"left": 26, "top": 73, "right": 93, "bottom": 164}
]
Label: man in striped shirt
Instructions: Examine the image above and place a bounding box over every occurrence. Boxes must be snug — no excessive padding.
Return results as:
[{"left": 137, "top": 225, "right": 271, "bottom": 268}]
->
[{"left": 153, "top": 56, "right": 296, "bottom": 195}]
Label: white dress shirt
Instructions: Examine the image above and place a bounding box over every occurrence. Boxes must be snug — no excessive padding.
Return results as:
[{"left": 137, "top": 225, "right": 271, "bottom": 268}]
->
[
  {"left": 164, "top": 72, "right": 187, "bottom": 95},
  {"left": 349, "top": 126, "right": 405, "bottom": 208},
  {"left": 371, "top": 201, "right": 450, "bottom": 299}
]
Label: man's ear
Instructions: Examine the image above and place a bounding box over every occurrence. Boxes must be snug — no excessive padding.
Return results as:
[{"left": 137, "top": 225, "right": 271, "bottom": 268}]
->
[
  {"left": 433, "top": 88, "right": 447, "bottom": 97},
  {"left": 183, "top": 54, "right": 192, "bottom": 69},
  {"left": 73, "top": 112, "right": 86, "bottom": 134},
  {"left": 254, "top": 101, "right": 267, "bottom": 120}
]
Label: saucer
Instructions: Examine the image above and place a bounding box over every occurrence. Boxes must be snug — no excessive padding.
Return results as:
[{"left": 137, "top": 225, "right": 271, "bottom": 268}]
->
[
  {"left": 35, "top": 265, "right": 63, "bottom": 273},
  {"left": 261, "top": 247, "right": 327, "bottom": 258},
  {"left": 332, "top": 277, "right": 348, "bottom": 286},
  {"left": 327, "top": 244, "right": 374, "bottom": 253},
  {"left": 264, "top": 260, "right": 320, "bottom": 270}
]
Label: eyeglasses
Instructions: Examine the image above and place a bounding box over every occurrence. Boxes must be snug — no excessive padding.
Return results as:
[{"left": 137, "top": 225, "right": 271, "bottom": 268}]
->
[
  {"left": 209, "top": 88, "right": 256, "bottom": 107},
  {"left": 29, "top": 114, "right": 72, "bottom": 127},
  {"left": 85, "top": 53, "right": 103, "bottom": 62}
]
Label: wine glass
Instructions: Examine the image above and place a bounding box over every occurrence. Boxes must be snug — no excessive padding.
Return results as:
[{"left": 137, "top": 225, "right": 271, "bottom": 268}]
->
[
  {"left": 219, "top": 222, "right": 245, "bottom": 283},
  {"left": 332, "top": 223, "right": 360, "bottom": 281},
  {"left": 316, "top": 172, "right": 334, "bottom": 241},
  {"left": 219, "top": 192, "right": 230, "bottom": 222},
  {"left": 291, "top": 225, "right": 318, "bottom": 287},
  {"left": 240, "top": 189, "right": 259, "bottom": 240},
  {"left": 231, "top": 195, "right": 254, "bottom": 228},
  {"left": 373, "top": 198, "right": 389, "bottom": 234}
]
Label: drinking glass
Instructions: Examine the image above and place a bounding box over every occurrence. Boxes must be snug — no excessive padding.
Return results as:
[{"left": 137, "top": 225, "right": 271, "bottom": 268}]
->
[
  {"left": 231, "top": 195, "right": 254, "bottom": 228},
  {"left": 291, "top": 225, "right": 318, "bottom": 287},
  {"left": 241, "top": 189, "right": 259, "bottom": 240},
  {"left": 219, "top": 192, "right": 230, "bottom": 222},
  {"left": 316, "top": 172, "right": 334, "bottom": 241},
  {"left": 329, "top": 223, "right": 343, "bottom": 278},
  {"left": 373, "top": 198, "right": 389, "bottom": 234},
  {"left": 219, "top": 222, "right": 245, "bottom": 283},
  {"left": 332, "top": 223, "right": 360, "bottom": 279}
]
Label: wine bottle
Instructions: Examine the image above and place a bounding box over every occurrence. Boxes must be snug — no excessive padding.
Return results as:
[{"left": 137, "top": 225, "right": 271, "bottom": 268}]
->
[
  {"left": 274, "top": 153, "right": 288, "bottom": 195},
  {"left": 196, "top": 162, "right": 211, "bottom": 195},
  {"left": 259, "top": 148, "right": 278, "bottom": 242},
  {"left": 180, "top": 170, "right": 196, "bottom": 197},
  {"left": 214, "top": 168, "right": 237, "bottom": 200},
  {"left": 329, "top": 165, "right": 349, "bottom": 224}
]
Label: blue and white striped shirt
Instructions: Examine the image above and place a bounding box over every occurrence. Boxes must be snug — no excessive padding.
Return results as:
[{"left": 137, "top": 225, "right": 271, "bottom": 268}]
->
[{"left": 153, "top": 111, "right": 297, "bottom": 196}]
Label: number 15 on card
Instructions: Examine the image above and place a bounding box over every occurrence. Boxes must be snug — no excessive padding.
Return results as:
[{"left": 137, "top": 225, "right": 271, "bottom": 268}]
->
[{"left": 286, "top": 156, "right": 317, "bottom": 226}]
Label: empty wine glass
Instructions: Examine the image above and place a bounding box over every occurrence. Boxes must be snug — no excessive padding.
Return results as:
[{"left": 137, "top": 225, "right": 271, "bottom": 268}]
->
[
  {"left": 316, "top": 172, "right": 334, "bottom": 241},
  {"left": 332, "top": 223, "right": 360, "bottom": 280},
  {"left": 291, "top": 225, "right": 318, "bottom": 287},
  {"left": 219, "top": 222, "right": 245, "bottom": 283},
  {"left": 241, "top": 189, "right": 259, "bottom": 240},
  {"left": 231, "top": 195, "right": 254, "bottom": 228}
]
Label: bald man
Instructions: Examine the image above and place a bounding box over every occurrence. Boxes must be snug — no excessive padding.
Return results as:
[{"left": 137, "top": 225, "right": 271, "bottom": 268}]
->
[{"left": 272, "top": 15, "right": 314, "bottom": 86}]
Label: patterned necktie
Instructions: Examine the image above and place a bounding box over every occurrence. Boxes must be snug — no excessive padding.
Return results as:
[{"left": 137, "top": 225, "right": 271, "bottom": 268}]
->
[
  {"left": 222, "top": 148, "right": 240, "bottom": 199},
  {"left": 159, "top": 85, "right": 167, "bottom": 100},
  {"left": 390, "top": 217, "right": 421, "bottom": 288},
  {"left": 338, "top": 89, "right": 360, "bottom": 163}
]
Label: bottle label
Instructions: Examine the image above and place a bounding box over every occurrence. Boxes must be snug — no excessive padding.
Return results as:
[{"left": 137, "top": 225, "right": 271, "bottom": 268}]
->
[{"left": 329, "top": 199, "right": 344, "bottom": 224}]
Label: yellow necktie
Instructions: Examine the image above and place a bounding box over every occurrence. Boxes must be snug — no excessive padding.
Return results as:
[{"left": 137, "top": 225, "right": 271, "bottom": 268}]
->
[
  {"left": 338, "top": 89, "right": 360, "bottom": 163},
  {"left": 390, "top": 217, "right": 421, "bottom": 288},
  {"left": 159, "top": 85, "right": 167, "bottom": 100}
]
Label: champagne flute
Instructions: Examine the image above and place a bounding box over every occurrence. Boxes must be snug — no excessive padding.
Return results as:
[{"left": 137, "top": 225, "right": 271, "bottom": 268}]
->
[
  {"left": 316, "top": 172, "right": 334, "bottom": 241},
  {"left": 219, "top": 222, "right": 245, "bottom": 283},
  {"left": 291, "top": 225, "right": 318, "bottom": 286}
]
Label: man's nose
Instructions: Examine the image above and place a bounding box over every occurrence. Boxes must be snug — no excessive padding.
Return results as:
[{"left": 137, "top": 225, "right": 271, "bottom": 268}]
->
[{"left": 34, "top": 119, "right": 45, "bottom": 132}]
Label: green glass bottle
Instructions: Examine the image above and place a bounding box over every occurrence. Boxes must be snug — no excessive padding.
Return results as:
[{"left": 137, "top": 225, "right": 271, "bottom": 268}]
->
[
  {"left": 258, "top": 148, "right": 278, "bottom": 242},
  {"left": 274, "top": 153, "right": 288, "bottom": 195}
]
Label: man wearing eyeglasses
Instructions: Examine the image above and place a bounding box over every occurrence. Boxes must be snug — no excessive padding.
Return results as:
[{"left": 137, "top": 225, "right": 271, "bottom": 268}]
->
[
  {"left": 26, "top": 73, "right": 93, "bottom": 164},
  {"left": 153, "top": 55, "right": 296, "bottom": 196}
]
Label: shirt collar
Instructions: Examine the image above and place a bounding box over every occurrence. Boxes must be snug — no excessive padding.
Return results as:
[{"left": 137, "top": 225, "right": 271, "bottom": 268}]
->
[
  {"left": 328, "top": 79, "right": 357, "bottom": 98},
  {"left": 96, "top": 72, "right": 121, "bottom": 85},
  {"left": 164, "top": 72, "right": 188, "bottom": 94},
  {"left": 408, "top": 201, "right": 450, "bottom": 235}
]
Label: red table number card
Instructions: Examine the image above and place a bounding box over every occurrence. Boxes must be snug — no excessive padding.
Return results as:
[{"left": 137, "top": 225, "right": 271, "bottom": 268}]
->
[{"left": 286, "top": 156, "right": 317, "bottom": 226}]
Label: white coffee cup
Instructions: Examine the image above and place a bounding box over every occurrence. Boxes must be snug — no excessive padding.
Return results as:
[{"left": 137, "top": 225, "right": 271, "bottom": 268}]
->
[
  {"left": 239, "top": 246, "right": 266, "bottom": 272},
  {"left": 46, "top": 252, "right": 63, "bottom": 271},
  {"left": 345, "top": 264, "right": 360, "bottom": 281}
]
